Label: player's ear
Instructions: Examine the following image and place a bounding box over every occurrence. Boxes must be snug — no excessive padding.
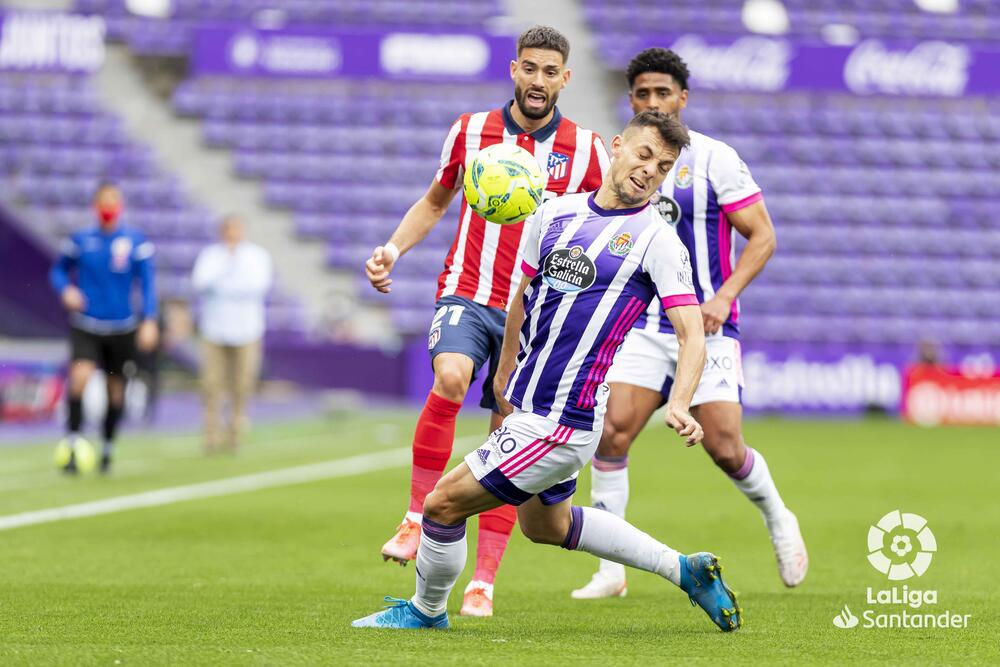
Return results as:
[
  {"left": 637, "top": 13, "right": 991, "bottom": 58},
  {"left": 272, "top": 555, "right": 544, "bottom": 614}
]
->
[
  {"left": 678, "top": 89, "right": 689, "bottom": 111},
  {"left": 561, "top": 67, "right": 571, "bottom": 88},
  {"left": 509, "top": 59, "right": 518, "bottom": 81},
  {"left": 610, "top": 134, "right": 623, "bottom": 158}
]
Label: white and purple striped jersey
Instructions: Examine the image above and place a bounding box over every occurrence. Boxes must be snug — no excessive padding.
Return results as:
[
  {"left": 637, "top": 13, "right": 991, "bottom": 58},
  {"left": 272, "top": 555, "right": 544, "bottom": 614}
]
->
[
  {"left": 505, "top": 191, "right": 697, "bottom": 431},
  {"left": 637, "top": 130, "right": 762, "bottom": 338}
]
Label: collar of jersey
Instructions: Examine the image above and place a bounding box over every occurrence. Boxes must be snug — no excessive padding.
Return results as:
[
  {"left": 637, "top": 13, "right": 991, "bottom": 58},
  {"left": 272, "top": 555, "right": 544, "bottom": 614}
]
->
[
  {"left": 587, "top": 191, "right": 649, "bottom": 218},
  {"left": 502, "top": 99, "right": 562, "bottom": 142}
]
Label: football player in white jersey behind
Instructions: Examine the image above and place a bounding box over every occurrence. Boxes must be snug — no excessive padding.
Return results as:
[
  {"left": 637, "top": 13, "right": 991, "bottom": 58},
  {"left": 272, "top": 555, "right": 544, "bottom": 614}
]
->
[
  {"left": 572, "top": 48, "right": 807, "bottom": 600},
  {"left": 353, "top": 110, "right": 743, "bottom": 632}
]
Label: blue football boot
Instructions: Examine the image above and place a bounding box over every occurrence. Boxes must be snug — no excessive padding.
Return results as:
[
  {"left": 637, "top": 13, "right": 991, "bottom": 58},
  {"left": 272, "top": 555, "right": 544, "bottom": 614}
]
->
[
  {"left": 351, "top": 597, "right": 449, "bottom": 630},
  {"left": 679, "top": 552, "right": 743, "bottom": 632}
]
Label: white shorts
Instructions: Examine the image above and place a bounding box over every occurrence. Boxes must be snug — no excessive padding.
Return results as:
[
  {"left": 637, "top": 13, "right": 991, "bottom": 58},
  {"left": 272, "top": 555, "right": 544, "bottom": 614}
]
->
[
  {"left": 605, "top": 329, "right": 744, "bottom": 406},
  {"left": 464, "top": 409, "right": 599, "bottom": 506}
]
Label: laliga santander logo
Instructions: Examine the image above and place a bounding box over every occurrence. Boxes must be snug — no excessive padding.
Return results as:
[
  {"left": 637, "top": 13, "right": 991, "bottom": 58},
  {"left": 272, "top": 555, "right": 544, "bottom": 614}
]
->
[
  {"left": 833, "top": 510, "right": 971, "bottom": 630},
  {"left": 867, "top": 510, "right": 936, "bottom": 580}
]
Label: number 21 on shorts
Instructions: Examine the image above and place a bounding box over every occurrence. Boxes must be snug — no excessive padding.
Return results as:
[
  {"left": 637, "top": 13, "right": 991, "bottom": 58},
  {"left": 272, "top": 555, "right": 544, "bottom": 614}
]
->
[{"left": 428, "top": 304, "right": 465, "bottom": 350}]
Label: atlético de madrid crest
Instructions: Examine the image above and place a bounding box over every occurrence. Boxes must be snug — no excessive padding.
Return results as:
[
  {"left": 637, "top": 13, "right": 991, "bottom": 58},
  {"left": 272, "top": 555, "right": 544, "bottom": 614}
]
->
[
  {"left": 547, "top": 152, "right": 569, "bottom": 181},
  {"left": 607, "top": 232, "right": 634, "bottom": 257}
]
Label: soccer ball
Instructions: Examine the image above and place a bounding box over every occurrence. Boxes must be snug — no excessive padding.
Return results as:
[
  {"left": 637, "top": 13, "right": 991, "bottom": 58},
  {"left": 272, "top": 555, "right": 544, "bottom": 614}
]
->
[
  {"left": 54, "top": 437, "right": 97, "bottom": 473},
  {"left": 463, "top": 143, "right": 546, "bottom": 225}
]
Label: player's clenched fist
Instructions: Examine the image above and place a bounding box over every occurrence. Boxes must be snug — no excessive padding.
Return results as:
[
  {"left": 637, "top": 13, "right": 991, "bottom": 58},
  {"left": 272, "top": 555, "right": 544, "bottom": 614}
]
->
[
  {"left": 664, "top": 402, "right": 703, "bottom": 446},
  {"left": 700, "top": 294, "right": 732, "bottom": 335},
  {"left": 365, "top": 245, "right": 397, "bottom": 293},
  {"left": 60, "top": 285, "right": 87, "bottom": 312}
]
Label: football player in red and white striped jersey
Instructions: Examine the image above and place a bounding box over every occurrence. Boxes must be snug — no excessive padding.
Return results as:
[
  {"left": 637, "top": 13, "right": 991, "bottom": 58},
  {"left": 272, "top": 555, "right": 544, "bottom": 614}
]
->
[{"left": 364, "top": 25, "right": 608, "bottom": 618}]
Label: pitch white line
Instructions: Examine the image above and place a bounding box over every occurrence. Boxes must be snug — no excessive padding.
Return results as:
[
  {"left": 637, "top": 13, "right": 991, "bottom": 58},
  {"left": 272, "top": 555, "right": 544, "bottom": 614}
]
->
[{"left": 0, "top": 434, "right": 485, "bottom": 532}]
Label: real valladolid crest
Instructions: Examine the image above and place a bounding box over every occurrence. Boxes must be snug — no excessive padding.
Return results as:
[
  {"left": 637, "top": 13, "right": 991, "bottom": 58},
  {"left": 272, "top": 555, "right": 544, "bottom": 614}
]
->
[{"left": 834, "top": 510, "right": 971, "bottom": 630}]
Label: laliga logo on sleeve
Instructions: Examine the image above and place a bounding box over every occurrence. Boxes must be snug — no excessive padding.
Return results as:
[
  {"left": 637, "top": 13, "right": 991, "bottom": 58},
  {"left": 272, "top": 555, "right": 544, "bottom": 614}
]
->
[{"left": 867, "top": 510, "right": 935, "bottom": 580}]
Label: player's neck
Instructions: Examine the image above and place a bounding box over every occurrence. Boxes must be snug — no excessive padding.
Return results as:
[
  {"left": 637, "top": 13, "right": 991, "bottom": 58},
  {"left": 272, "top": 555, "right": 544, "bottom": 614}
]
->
[
  {"left": 508, "top": 101, "right": 553, "bottom": 135},
  {"left": 592, "top": 185, "right": 646, "bottom": 213}
]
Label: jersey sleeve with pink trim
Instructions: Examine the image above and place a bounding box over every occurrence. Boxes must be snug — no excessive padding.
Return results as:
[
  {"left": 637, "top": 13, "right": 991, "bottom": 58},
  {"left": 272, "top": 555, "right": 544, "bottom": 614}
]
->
[
  {"left": 434, "top": 115, "right": 467, "bottom": 190},
  {"left": 708, "top": 141, "right": 762, "bottom": 210},
  {"left": 642, "top": 224, "right": 698, "bottom": 311}
]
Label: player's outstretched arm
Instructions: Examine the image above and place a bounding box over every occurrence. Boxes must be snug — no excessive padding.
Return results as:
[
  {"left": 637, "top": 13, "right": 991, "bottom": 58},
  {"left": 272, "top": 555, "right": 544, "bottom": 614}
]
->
[
  {"left": 365, "top": 180, "right": 460, "bottom": 294},
  {"left": 702, "top": 200, "right": 776, "bottom": 334},
  {"left": 664, "top": 303, "right": 706, "bottom": 445},
  {"left": 492, "top": 275, "right": 531, "bottom": 416}
]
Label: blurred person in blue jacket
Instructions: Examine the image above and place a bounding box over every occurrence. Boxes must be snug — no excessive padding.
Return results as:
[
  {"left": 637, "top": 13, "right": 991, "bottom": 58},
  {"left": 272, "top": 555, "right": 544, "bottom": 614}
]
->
[{"left": 50, "top": 182, "right": 159, "bottom": 474}]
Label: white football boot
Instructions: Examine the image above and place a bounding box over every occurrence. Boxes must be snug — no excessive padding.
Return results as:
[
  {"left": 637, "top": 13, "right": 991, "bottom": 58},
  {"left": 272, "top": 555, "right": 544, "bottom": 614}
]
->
[
  {"left": 571, "top": 563, "right": 628, "bottom": 599},
  {"left": 768, "top": 509, "right": 808, "bottom": 587}
]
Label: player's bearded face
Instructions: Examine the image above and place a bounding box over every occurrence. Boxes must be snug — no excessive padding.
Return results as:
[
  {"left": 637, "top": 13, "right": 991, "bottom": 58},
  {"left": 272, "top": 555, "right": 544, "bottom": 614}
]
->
[
  {"left": 514, "top": 80, "right": 559, "bottom": 120},
  {"left": 511, "top": 49, "right": 567, "bottom": 120},
  {"left": 610, "top": 129, "right": 677, "bottom": 206}
]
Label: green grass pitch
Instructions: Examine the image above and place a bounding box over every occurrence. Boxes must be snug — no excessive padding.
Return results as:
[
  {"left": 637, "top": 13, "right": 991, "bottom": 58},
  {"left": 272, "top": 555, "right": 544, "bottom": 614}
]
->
[{"left": 0, "top": 412, "right": 996, "bottom": 665}]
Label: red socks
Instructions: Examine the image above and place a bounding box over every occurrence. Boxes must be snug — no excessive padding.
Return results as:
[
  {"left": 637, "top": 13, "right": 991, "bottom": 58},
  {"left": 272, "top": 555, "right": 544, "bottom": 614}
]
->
[
  {"left": 408, "top": 391, "right": 463, "bottom": 513},
  {"left": 407, "top": 391, "right": 519, "bottom": 585},
  {"left": 473, "top": 504, "right": 517, "bottom": 584}
]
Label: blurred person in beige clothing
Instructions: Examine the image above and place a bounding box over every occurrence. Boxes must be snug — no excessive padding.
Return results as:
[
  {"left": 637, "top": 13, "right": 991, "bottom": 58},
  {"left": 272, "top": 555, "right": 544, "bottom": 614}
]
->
[{"left": 191, "top": 217, "right": 273, "bottom": 452}]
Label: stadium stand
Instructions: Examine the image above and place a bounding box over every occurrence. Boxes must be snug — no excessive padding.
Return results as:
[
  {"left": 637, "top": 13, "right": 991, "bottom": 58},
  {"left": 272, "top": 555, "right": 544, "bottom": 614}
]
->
[
  {"left": 172, "top": 77, "right": 511, "bottom": 335},
  {"left": 0, "top": 71, "right": 308, "bottom": 339},
  {"left": 584, "top": 0, "right": 1000, "bottom": 55},
  {"left": 74, "top": 0, "right": 504, "bottom": 55},
  {"left": 19, "top": 1, "right": 1000, "bottom": 351},
  {"left": 647, "top": 91, "right": 1000, "bottom": 347}
]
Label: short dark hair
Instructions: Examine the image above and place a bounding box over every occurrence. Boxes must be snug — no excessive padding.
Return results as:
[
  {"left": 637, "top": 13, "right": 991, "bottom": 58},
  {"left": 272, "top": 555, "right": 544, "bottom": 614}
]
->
[
  {"left": 93, "top": 180, "right": 119, "bottom": 197},
  {"left": 625, "top": 109, "right": 690, "bottom": 154},
  {"left": 626, "top": 48, "right": 690, "bottom": 91},
  {"left": 517, "top": 25, "right": 570, "bottom": 63}
]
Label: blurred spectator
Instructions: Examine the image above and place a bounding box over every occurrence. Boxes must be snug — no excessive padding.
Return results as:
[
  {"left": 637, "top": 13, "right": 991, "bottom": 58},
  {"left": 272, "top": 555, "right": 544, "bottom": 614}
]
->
[
  {"left": 916, "top": 338, "right": 944, "bottom": 367},
  {"left": 191, "top": 216, "right": 272, "bottom": 453}
]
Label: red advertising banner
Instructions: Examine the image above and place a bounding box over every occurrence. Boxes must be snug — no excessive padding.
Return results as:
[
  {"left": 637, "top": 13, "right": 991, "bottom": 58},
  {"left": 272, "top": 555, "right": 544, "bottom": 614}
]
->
[
  {"left": 902, "top": 364, "right": 1000, "bottom": 426},
  {"left": 0, "top": 362, "right": 64, "bottom": 423}
]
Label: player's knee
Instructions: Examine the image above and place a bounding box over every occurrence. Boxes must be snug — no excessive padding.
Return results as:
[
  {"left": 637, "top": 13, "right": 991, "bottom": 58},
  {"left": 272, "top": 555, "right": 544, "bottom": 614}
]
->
[
  {"left": 432, "top": 366, "right": 470, "bottom": 403},
  {"left": 422, "top": 487, "right": 461, "bottom": 526},
  {"left": 518, "top": 519, "right": 562, "bottom": 546},
  {"left": 598, "top": 418, "right": 634, "bottom": 458},
  {"left": 704, "top": 427, "right": 744, "bottom": 473}
]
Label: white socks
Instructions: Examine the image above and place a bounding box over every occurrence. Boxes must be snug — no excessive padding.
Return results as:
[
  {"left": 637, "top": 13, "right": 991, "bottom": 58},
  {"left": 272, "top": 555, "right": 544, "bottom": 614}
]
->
[
  {"left": 564, "top": 506, "right": 681, "bottom": 586},
  {"left": 729, "top": 447, "right": 786, "bottom": 524},
  {"left": 411, "top": 518, "right": 467, "bottom": 617},
  {"left": 590, "top": 455, "right": 630, "bottom": 580}
]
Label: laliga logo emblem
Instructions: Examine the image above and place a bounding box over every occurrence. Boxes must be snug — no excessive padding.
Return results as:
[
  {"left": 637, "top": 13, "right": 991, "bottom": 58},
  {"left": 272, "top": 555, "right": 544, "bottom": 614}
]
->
[{"left": 867, "top": 510, "right": 936, "bottom": 580}]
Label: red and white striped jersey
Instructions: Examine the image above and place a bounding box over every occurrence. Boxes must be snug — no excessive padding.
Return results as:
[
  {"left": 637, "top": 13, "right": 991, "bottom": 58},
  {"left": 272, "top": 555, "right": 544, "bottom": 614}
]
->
[{"left": 434, "top": 101, "right": 609, "bottom": 310}]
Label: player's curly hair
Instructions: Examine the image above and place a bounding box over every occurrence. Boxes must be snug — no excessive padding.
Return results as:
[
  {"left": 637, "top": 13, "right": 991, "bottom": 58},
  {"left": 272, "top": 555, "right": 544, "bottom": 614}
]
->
[
  {"left": 626, "top": 48, "right": 690, "bottom": 91},
  {"left": 626, "top": 109, "right": 691, "bottom": 153},
  {"left": 517, "top": 25, "right": 570, "bottom": 63}
]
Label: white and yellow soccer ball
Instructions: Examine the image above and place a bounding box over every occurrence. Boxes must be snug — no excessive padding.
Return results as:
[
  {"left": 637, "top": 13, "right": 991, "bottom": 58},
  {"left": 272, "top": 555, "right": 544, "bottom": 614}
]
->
[
  {"left": 54, "top": 437, "right": 97, "bottom": 473},
  {"left": 463, "top": 143, "right": 546, "bottom": 225}
]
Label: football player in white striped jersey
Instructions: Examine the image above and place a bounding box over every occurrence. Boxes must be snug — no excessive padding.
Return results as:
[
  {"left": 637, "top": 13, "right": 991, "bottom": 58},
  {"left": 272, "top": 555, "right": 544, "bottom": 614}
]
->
[
  {"left": 572, "top": 49, "right": 807, "bottom": 601},
  {"left": 353, "top": 111, "right": 743, "bottom": 633}
]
